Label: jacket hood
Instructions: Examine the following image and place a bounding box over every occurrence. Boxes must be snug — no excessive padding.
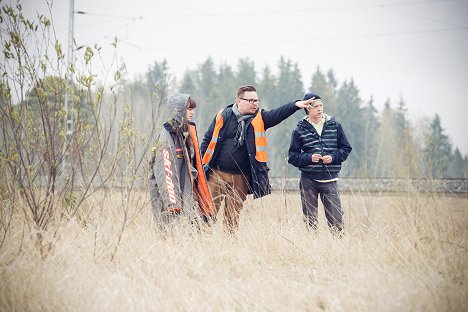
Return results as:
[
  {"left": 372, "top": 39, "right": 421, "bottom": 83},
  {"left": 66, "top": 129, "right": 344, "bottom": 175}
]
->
[{"left": 167, "top": 93, "right": 190, "bottom": 127}]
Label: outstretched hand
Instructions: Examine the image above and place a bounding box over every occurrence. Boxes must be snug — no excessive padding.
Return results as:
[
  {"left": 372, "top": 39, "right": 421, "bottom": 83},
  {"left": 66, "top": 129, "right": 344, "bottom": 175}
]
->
[{"left": 295, "top": 97, "right": 316, "bottom": 109}]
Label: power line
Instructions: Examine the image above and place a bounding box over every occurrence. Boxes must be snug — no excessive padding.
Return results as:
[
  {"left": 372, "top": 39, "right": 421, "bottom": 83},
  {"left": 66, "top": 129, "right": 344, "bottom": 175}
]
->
[
  {"left": 115, "top": 26, "right": 468, "bottom": 52},
  {"left": 76, "top": 18, "right": 125, "bottom": 28},
  {"left": 385, "top": 6, "right": 466, "bottom": 28},
  {"left": 74, "top": 11, "right": 137, "bottom": 20},
  {"left": 70, "top": 0, "right": 467, "bottom": 52},
  {"left": 73, "top": 12, "right": 143, "bottom": 48},
  {"left": 142, "top": 0, "right": 466, "bottom": 18},
  {"left": 75, "top": 0, "right": 466, "bottom": 20},
  {"left": 70, "top": 0, "right": 467, "bottom": 39}
]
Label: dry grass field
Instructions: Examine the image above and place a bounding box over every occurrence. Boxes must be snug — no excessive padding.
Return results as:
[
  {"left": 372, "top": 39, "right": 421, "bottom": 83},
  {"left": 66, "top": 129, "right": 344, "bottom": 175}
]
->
[{"left": 1, "top": 189, "right": 467, "bottom": 311}]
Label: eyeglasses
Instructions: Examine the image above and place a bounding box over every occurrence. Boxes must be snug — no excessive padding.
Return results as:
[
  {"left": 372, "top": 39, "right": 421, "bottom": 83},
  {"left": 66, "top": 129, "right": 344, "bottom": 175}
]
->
[{"left": 239, "top": 98, "right": 260, "bottom": 104}]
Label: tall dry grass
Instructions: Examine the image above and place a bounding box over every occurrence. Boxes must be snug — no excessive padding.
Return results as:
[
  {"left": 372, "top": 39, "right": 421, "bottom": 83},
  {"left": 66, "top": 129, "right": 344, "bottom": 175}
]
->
[{"left": 0, "top": 189, "right": 467, "bottom": 311}]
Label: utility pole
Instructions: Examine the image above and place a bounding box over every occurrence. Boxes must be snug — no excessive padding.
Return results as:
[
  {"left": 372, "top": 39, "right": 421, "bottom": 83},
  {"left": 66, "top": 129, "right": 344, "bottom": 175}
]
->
[{"left": 62, "top": 0, "right": 75, "bottom": 174}]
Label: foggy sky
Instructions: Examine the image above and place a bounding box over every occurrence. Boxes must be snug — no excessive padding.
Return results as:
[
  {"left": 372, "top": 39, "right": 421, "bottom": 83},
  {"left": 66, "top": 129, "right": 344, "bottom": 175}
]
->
[{"left": 15, "top": 0, "right": 468, "bottom": 154}]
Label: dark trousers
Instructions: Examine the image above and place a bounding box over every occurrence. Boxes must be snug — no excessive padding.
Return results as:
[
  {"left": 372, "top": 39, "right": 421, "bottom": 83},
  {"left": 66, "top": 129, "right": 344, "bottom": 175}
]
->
[{"left": 299, "top": 175, "right": 343, "bottom": 231}]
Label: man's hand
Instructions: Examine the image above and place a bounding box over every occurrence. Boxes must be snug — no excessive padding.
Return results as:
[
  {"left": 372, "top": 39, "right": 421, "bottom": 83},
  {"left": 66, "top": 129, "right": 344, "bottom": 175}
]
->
[
  {"left": 322, "top": 155, "right": 333, "bottom": 164},
  {"left": 295, "top": 97, "right": 316, "bottom": 109},
  {"left": 311, "top": 153, "right": 322, "bottom": 163}
]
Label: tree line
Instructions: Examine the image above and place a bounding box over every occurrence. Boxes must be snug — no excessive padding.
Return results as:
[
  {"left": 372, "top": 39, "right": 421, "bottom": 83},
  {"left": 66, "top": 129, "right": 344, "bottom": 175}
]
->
[{"left": 122, "top": 57, "right": 468, "bottom": 179}]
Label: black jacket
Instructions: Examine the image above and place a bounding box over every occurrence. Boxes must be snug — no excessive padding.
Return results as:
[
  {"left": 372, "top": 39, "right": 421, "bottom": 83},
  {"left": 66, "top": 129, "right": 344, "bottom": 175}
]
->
[
  {"left": 201, "top": 102, "right": 300, "bottom": 198},
  {"left": 288, "top": 115, "right": 352, "bottom": 180}
]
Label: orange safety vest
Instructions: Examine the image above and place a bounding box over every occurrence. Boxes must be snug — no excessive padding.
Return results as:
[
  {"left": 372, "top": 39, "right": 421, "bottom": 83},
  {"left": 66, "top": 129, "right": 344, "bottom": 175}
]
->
[
  {"left": 202, "top": 109, "right": 268, "bottom": 165},
  {"left": 189, "top": 124, "right": 215, "bottom": 216}
]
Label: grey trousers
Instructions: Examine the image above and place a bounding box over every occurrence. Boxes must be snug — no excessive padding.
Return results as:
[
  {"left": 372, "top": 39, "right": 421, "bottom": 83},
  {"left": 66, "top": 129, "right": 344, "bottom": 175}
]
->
[{"left": 299, "top": 175, "right": 343, "bottom": 231}]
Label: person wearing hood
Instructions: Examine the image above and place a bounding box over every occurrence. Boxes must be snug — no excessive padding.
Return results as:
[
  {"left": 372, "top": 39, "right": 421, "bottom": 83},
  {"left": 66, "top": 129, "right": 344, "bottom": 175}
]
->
[
  {"left": 288, "top": 92, "right": 352, "bottom": 232},
  {"left": 200, "top": 85, "right": 315, "bottom": 233},
  {"left": 149, "top": 93, "right": 214, "bottom": 227}
]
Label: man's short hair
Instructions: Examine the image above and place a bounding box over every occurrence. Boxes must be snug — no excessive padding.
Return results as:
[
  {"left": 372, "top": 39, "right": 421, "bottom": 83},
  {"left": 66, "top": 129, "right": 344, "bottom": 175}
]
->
[{"left": 236, "top": 85, "right": 256, "bottom": 99}]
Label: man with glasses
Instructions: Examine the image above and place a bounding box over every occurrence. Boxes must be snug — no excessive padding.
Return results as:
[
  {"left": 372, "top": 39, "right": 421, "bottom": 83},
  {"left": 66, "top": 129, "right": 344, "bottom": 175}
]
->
[
  {"left": 200, "top": 85, "right": 315, "bottom": 233},
  {"left": 288, "top": 92, "right": 352, "bottom": 233}
]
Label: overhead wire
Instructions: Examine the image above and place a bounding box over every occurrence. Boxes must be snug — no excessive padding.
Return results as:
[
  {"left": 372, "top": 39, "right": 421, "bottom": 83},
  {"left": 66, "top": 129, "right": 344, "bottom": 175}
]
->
[
  {"left": 122, "top": 26, "right": 468, "bottom": 52},
  {"left": 71, "top": 0, "right": 467, "bottom": 51},
  {"left": 73, "top": 11, "right": 143, "bottom": 49},
  {"left": 384, "top": 6, "right": 466, "bottom": 28},
  {"left": 76, "top": 0, "right": 467, "bottom": 19}
]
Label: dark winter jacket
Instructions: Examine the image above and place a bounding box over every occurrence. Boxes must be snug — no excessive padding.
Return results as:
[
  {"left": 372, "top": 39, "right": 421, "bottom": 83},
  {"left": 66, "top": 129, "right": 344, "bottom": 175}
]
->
[
  {"left": 200, "top": 102, "right": 300, "bottom": 198},
  {"left": 288, "top": 114, "right": 352, "bottom": 180}
]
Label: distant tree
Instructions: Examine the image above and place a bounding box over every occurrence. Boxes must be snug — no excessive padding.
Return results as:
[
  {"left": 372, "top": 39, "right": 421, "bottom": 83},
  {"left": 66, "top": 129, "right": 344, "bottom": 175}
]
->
[
  {"left": 335, "top": 79, "right": 363, "bottom": 176},
  {"left": 464, "top": 155, "right": 468, "bottom": 178},
  {"left": 370, "top": 98, "right": 420, "bottom": 178},
  {"left": 197, "top": 57, "right": 217, "bottom": 99},
  {"left": 308, "top": 67, "right": 337, "bottom": 115},
  {"left": 395, "top": 95, "right": 408, "bottom": 130},
  {"left": 24, "top": 75, "right": 103, "bottom": 172},
  {"left": 195, "top": 57, "right": 218, "bottom": 131},
  {"left": 445, "top": 148, "right": 466, "bottom": 178},
  {"left": 179, "top": 70, "right": 198, "bottom": 96},
  {"left": 257, "top": 65, "right": 276, "bottom": 109},
  {"left": 235, "top": 58, "right": 256, "bottom": 87},
  {"left": 26, "top": 75, "right": 91, "bottom": 122},
  {"left": 129, "top": 74, "right": 148, "bottom": 98},
  {"left": 360, "top": 96, "right": 379, "bottom": 176},
  {"left": 326, "top": 69, "right": 338, "bottom": 93},
  {"left": 120, "top": 72, "right": 162, "bottom": 145},
  {"left": 215, "top": 63, "right": 237, "bottom": 105},
  {"left": 272, "top": 57, "right": 304, "bottom": 102},
  {"left": 423, "top": 114, "right": 452, "bottom": 178},
  {"left": 146, "top": 59, "right": 172, "bottom": 108},
  {"left": 372, "top": 100, "right": 399, "bottom": 177},
  {"left": 394, "top": 95, "right": 422, "bottom": 177},
  {"left": 290, "top": 63, "right": 304, "bottom": 98},
  {"left": 267, "top": 56, "right": 304, "bottom": 177}
]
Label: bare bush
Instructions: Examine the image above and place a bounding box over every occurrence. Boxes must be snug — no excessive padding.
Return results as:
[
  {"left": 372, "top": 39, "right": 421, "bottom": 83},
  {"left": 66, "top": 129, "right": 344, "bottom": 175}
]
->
[{"left": 0, "top": 2, "right": 162, "bottom": 257}]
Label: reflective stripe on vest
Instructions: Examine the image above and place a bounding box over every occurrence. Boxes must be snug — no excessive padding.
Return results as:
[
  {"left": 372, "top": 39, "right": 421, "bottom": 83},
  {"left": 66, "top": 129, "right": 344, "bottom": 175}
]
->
[
  {"left": 251, "top": 113, "right": 268, "bottom": 162},
  {"left": 202, "top": 109, "right": 268, "bottom": 164},
  {"left": 202, "top": 110, "right": 224, "bottom": 164}
]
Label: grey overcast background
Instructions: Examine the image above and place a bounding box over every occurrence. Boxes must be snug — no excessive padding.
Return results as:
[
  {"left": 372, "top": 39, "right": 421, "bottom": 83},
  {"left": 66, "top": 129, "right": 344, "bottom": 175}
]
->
[{"left": 18, "top": 0, "right": 468, "bottom": 153}]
